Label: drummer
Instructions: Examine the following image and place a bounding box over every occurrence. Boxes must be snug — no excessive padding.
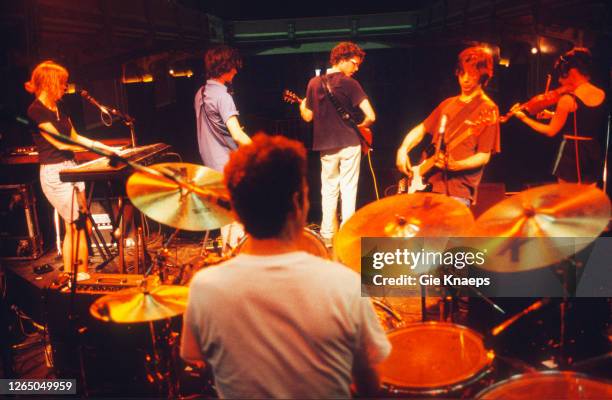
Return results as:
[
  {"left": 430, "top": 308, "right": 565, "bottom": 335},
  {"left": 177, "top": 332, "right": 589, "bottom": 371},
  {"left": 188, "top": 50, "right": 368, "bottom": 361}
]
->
[{"left": 180, "top": 133, "right": 390, "bottom": 398}]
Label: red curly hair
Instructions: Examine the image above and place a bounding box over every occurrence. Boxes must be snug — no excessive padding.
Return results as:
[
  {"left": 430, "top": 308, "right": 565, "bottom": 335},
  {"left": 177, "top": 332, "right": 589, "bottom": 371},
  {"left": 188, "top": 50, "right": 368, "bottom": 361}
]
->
[
  {"left": 456, "top": 47, "right": 494, "bottom": 86},
  {"left": 24, "top": 60, "right": 69, "bottom": 101}
]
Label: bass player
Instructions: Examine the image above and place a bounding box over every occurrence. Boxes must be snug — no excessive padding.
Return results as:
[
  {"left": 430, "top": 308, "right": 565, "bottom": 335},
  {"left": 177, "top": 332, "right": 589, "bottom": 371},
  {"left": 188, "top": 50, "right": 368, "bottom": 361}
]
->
[{"left": 396, "top": 46, "right": 500, "bottom": 207}]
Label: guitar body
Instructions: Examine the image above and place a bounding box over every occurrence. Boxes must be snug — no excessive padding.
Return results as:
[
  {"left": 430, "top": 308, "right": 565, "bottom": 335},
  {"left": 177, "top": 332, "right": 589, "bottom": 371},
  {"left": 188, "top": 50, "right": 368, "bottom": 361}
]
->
[
  {"left": 283, "top": 89, "right": 373, "bottom": 155},
  {"left": 358, "top": 126, "right": 373, "bottom": 155},
  {"left": 406, "top": 159, "right": 434, "bottom": 193}
]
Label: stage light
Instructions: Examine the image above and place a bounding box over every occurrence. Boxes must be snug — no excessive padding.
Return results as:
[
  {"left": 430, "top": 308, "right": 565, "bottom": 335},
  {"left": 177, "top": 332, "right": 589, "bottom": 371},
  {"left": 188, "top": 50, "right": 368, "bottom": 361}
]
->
[
  {"left": 531, "top": 47, "right": 538, "bottom": 55},
  {"left": 169, "top": 69, "right": 194, "bottom": 78},
  {"left": 169, "top": 69, "right": 174, "bottom": 75},
  {"left": 122, "top": 74, "right": 154, "bottom": 84}
]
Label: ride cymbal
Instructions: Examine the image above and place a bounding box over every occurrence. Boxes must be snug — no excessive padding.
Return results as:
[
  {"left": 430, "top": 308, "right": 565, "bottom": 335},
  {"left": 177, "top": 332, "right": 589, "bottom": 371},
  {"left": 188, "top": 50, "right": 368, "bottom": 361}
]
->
[
  {"left": 334, "top": 193, "right": 475, "bottom": 272},
  {"left": 471, "top": 183, "right": 610, "bottom": 272},
  {"left": 126, "top": 162, "right": 233, "bottom": 231}
]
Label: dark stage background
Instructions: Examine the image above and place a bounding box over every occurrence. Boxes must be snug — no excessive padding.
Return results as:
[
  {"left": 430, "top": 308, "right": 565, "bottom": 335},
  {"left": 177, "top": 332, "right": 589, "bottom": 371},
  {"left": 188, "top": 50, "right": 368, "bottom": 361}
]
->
[{"left": 1, "top": 0, "right": 611, "bottom": 223}]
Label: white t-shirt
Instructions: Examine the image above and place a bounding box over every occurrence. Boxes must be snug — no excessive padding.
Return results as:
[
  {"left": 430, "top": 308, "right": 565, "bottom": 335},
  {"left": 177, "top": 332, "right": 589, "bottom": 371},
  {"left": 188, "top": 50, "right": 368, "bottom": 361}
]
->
[{"left": 180, "top": 251, "right": 391, "bottom": 398}]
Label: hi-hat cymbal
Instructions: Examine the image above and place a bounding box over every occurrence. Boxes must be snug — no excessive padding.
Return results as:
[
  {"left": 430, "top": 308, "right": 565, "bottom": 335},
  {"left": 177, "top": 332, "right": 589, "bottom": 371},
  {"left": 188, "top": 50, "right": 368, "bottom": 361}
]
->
[
  {"left": 334, "top": 193, "right": 475, "bottom": 272},
  {"left": 90, "top": 285, "right": 189, "bottom": 323},
  {"left": 126, "top": 162, "right": 234, "bottom": 231},
  {"left": 471, "top": 183, "right": 611, "bottom": 272}
]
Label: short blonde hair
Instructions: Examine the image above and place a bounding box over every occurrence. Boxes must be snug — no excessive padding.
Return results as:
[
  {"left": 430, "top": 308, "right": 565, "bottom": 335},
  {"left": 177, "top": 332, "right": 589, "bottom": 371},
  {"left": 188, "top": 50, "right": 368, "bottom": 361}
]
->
[{"left": 24, "top": 60, "right": 69, "bottom": 101}]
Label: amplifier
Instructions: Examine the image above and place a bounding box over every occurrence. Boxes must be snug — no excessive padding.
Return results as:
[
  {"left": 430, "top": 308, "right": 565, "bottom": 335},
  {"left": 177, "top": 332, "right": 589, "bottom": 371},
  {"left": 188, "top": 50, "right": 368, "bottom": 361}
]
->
[{"left": 0, "top": 183, "right": 43, "bottom": 259}]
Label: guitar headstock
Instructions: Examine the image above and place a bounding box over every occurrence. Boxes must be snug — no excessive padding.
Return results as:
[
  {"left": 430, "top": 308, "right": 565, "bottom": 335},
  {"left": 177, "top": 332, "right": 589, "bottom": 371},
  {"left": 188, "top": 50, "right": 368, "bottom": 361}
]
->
[{"left": 282, "top": 90, "right": 302, "bottom": 104}]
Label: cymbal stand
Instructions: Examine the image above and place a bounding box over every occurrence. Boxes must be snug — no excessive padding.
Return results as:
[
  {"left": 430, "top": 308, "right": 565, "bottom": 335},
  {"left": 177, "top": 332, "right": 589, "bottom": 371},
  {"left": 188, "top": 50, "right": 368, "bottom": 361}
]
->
[
  {"left": 66, "top": 192, "right": 89, "bottom": 396},
  {"left": 438, "top": 265, "right": 505, "bottom": 323},
  {"left": 555, "top": 256, "right": 578, "bottom": 368},
  {"left": 148, "top": 228, "right": 180, "bottom": 283}
]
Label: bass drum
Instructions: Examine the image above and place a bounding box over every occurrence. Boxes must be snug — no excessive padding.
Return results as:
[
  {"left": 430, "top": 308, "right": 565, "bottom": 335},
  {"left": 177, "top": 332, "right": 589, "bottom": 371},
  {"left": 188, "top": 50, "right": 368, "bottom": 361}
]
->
[
  {"left": 475, "top": 371, "right": 612, "bottom": 399},
  {"left": 379, "top": 322, "right": 494, "bottom": 396},
  {"left": 235, "top": 228, "right": 330, "bottom": 259}
]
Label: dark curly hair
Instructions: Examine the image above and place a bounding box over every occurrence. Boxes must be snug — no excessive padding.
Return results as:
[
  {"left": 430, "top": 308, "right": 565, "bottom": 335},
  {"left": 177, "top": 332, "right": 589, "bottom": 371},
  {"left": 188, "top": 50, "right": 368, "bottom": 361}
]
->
[
  {"left": 205, "top": 45, "right": 242, "bottom": 79},
  {"left": 554, "top": 47, "right": 592, "bottom": 79},
  {"left": 224, "top": 133, "right": 307, "bottom": 239},
  {"left": 455, "top": 46, "right": 494, "bottom": 87},
  {"left": 329, "top": 42, "right": 366, "bottom": 66}
]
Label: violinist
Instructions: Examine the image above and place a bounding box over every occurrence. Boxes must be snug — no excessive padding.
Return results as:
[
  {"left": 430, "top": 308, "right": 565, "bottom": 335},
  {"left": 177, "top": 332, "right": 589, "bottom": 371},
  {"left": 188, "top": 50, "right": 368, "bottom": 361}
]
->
[{"left": 509, "top": 48, "right": 607, "bottom": 183}]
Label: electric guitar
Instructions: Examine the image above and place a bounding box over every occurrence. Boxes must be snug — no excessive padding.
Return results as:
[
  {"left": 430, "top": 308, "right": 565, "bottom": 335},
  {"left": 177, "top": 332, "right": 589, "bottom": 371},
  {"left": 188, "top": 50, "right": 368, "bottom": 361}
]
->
[
  {"left": 282, "top": 89, "right": 373, "bottom": 155},
  {"left": 402, "top": 107, "right": 497, "bottom": 194}
]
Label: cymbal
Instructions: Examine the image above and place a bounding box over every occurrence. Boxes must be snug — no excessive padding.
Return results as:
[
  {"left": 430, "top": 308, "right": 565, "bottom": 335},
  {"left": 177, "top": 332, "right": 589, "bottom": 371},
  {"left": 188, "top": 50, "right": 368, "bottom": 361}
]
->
[
  {"left": 471, "top": 183, "right": 611, "bottom": 272},
  {"left": 126, "top": 162, "right": 234, "bottom": 231},
  {"left": 90, "top": 285, "right": 189, "bottom": 323},
  {"left": 334, "top": 193, "right": 475, "bottom": 272}
]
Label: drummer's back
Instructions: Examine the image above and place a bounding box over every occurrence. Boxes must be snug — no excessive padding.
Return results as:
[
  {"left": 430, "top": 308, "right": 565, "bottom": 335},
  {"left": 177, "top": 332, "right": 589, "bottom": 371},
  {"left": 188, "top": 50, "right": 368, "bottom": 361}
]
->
[{"left": 186, "top": 251, "right": 362, "bottom": 398}]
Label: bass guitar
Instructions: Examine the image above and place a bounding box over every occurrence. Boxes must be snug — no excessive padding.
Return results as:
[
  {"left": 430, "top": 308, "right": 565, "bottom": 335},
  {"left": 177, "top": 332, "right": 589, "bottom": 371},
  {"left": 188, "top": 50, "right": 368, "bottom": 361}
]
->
[{"left": 403, "top": 107, "right": 497, "bottom": 193}]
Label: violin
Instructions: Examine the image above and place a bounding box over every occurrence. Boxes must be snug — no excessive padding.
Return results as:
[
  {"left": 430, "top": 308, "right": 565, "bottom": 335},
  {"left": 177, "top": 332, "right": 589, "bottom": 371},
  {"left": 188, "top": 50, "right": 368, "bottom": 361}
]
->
[{"left": 500, "top": 76, "right": 571, "bottom": 123}]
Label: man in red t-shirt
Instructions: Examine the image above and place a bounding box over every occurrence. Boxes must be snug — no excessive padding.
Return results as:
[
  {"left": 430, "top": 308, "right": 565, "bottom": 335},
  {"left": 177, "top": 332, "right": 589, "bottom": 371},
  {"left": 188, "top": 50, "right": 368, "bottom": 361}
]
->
[{"left": 396, "top": 47, "right": 500, "bottom": 206}]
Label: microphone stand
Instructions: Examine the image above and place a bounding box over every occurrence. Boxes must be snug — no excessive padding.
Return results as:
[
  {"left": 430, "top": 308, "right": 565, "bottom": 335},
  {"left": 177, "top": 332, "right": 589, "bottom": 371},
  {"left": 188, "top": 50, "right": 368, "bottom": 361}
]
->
[{"left": 80, "top": 90, "right": 137, "bottom": 147}]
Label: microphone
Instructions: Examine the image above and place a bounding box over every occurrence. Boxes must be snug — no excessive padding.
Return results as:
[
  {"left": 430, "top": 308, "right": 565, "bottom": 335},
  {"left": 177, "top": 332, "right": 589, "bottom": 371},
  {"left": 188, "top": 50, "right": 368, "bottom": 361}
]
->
[
  {"left": 79, "top": 90, "right": 111, "bottom": 115},
  {"left": 438, "top": 114, "right": 448, "bottom": 151}
]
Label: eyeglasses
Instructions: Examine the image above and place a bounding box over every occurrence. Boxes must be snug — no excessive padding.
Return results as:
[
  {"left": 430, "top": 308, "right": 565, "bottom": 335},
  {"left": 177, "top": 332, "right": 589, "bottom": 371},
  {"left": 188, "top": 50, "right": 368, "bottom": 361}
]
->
[{"left": 349, "top": 59, "right": 361, "bottom": 68}]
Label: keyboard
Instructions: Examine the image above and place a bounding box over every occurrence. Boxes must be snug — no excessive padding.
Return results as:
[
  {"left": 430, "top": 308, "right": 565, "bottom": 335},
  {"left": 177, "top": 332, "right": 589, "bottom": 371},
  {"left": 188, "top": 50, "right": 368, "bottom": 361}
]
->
[{"left": 59, "top": 143, "right": 171, "bottom": 182}]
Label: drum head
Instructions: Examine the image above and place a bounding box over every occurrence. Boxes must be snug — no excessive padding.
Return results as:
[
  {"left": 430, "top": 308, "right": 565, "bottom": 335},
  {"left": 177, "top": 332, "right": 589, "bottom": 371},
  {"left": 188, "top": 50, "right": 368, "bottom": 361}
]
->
[
  {"left": 235, "top": 228, "right": 329, "bottom": 259},
  {"left": 379, "top": 322, "right": 493, "bottom": 393},
  {"left": 476, "top": 371, "right": 612, "bottom": 399}
]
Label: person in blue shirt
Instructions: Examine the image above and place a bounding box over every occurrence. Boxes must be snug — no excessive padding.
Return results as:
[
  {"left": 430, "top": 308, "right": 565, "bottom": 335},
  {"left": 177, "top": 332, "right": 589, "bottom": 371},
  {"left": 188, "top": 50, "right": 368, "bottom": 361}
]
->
[{"left": 195, "top": 46, "right": 251, "bottom": 249}]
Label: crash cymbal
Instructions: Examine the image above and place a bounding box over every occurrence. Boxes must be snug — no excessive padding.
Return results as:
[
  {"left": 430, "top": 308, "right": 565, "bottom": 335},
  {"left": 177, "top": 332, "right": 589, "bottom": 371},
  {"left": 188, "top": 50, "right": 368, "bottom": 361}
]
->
[
  {"left": 90, "top": 285, "right": 189, "bottom": 323},
  {"left": 471, "top": 183, "right": 610, "bottom": 272},
  {"left": 127, "top": 162, "right": 234, "bottom": 231},
  {"left": 334, "top": 193, "right": 475, "bottom": 272}
]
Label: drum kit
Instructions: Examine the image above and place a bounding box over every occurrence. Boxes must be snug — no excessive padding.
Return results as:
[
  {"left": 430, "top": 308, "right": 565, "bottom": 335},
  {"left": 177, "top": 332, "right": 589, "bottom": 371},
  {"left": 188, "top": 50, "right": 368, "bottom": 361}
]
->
[{"left": 86, "top": 162, "right": 612, "bottom": 398}]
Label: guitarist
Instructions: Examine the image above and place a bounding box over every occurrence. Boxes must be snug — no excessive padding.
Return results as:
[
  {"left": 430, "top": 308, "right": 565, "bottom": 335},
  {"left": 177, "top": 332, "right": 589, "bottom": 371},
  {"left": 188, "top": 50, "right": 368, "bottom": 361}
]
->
[
  {"left": 300, "top": 41, "right": 376, "bottom": 245},
  {"left": 396, "top": 46, "right": 500, "bottom": 207}
]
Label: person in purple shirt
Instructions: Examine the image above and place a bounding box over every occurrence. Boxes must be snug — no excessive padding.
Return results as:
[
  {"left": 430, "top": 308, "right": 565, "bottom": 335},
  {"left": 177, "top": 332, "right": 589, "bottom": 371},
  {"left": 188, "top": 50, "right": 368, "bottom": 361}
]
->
[
  {"left": 195, "top": 45, "right": 251, "bottom": 249},
  {"left": 195, "top": 45, "right": 251, "bottom": 172}
]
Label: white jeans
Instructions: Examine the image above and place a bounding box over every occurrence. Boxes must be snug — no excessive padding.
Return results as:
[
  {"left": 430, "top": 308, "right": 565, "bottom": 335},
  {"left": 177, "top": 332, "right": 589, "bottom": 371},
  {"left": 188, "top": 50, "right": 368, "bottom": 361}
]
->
[{"left": 320, "top": 145, "right": 361, "bottom": 239}]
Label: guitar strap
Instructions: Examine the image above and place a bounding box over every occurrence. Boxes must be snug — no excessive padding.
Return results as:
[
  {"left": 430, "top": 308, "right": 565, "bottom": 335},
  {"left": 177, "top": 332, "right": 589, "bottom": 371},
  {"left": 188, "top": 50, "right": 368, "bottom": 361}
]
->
[
  {"left": 442, "top": 95, "right": 486, "bottom": 145},
  {"left": 199, "top": 85, "right": 235, "bottom": 150},
  {"left": 320, "top": 75, "right": 371, "bottom": 149}
]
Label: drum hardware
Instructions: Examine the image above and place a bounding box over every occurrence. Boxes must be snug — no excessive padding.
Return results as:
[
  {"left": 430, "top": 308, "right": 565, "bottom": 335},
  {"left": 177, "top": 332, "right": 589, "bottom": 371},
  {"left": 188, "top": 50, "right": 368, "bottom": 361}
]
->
[
  {"left": 490, "top": 299, "right": 550, "bottom": 337},
  {"left": 377, "top": 322, "right": 495, "bottom": 396},
  {"left": 371, "top": 298, "right": 405, "bottom": 331},
  {"left": 90, "top": 281, "right": 188, "bottom": 397},
  {"left": 471, "top": 183, "right": 611, "bottom": 368},
  {"left": 494, "top": 354, "right": 539, "bottom": 373},
  {"left": 436, "top": 261, "right": 506, "bottom": 323},
  {"left": 474, "top": 371, "right": 612, "bottom": 399},
  {"left": 570, "top": 351, "right": 612, "bottom": 370}
]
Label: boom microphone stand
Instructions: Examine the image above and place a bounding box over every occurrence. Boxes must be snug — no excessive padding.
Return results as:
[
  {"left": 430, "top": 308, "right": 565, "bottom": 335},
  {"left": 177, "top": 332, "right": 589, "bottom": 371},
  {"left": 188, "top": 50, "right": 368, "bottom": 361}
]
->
[{"left": 79, "top": 90, "right": 137, "bottom": 147}]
